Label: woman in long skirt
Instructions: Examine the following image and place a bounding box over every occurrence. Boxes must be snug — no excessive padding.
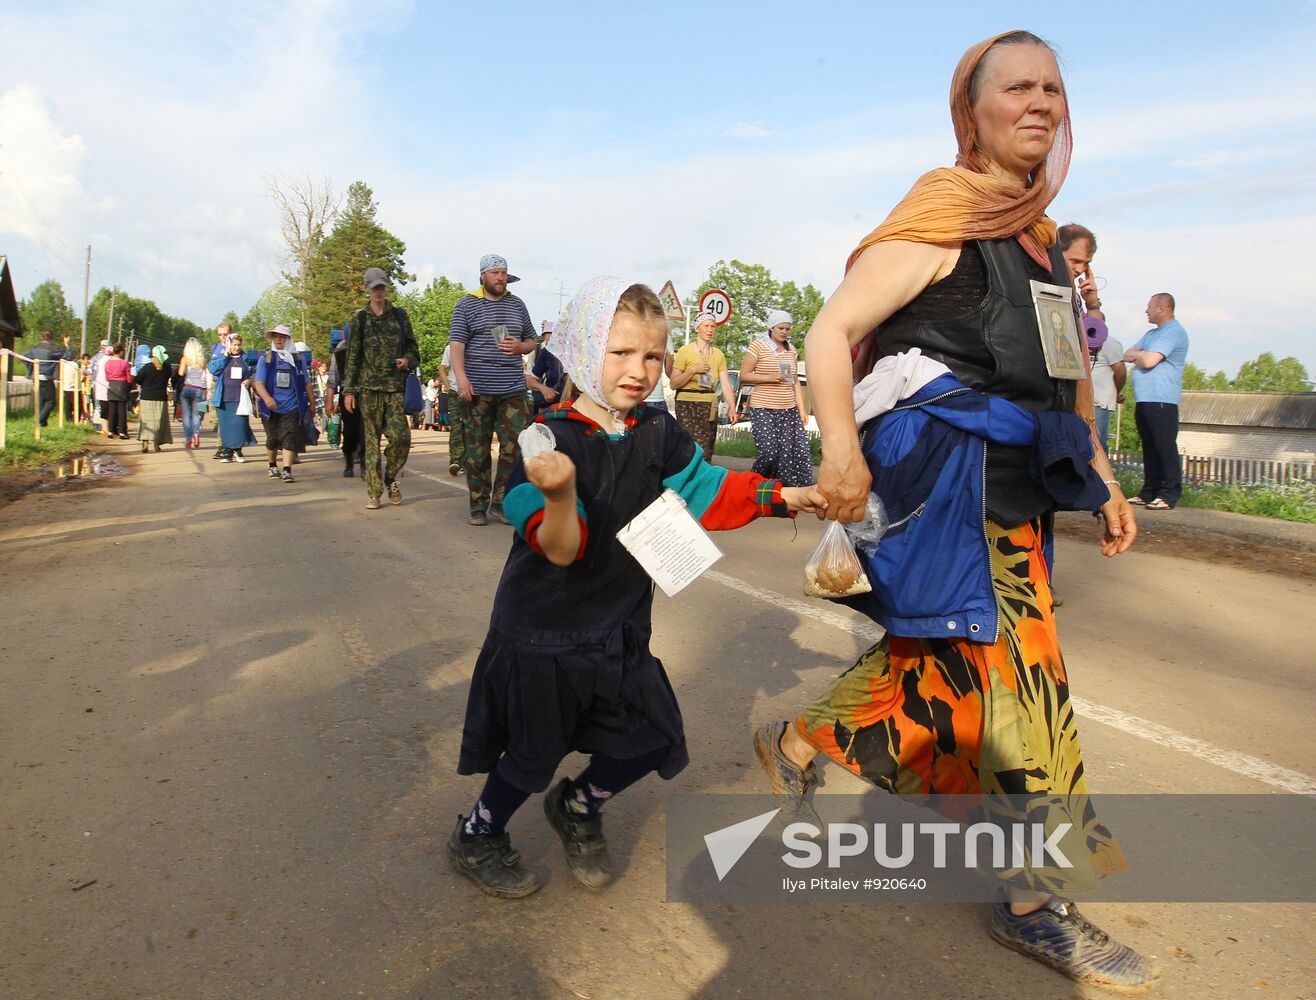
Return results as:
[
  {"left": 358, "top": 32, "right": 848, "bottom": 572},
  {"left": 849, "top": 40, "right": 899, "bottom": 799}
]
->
[
  {"left": 739, "top": 310, "right": 814, "bottom": 486},
  {"left": 208, "top": 333, "right": 257, "bottom": 462},
  {"left": 132, "top": 346, "right": 174, "bottom": 452}
]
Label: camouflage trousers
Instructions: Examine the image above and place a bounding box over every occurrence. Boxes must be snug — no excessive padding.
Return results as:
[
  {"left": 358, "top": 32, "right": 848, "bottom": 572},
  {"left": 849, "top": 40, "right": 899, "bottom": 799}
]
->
[
  {"left": 448, "top": 392, "right": 468, "bottom": 472},
  {"left": 359, "top": 389, "right": 411, "bottom": 499},
  {"left": 463, "top": 392, "right": 531, "bottom": 515}
]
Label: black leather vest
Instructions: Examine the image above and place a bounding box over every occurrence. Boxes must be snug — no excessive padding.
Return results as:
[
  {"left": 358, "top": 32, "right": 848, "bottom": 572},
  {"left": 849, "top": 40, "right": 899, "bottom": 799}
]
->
[
  {"left": 875, "top": 237, "right": 1075, "bottom": 415},
  {"left": 874, "top": 238, "right": 1077, "bottom": 526}
]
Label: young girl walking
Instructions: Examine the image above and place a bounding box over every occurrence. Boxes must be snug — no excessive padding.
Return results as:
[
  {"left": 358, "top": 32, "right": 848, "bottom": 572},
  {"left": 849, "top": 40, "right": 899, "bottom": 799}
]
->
[{"left": 450, "top": 278, "right": 822, "bottom": 898}]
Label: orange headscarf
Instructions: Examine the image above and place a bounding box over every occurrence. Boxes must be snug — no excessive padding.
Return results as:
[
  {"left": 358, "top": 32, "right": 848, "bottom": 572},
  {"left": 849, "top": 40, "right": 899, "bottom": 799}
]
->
[{"left": 846, "top": 31, "right": 1071, "bottom": 274}]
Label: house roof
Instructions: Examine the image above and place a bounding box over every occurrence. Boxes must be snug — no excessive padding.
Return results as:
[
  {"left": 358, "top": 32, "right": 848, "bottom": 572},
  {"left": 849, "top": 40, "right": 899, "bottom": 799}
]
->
[
  {"left": 1181, "top": 390, "right": 1316, "bottom": 431},
  {"left": 0, "top": 256, "right": 21, "bottom": 344}
]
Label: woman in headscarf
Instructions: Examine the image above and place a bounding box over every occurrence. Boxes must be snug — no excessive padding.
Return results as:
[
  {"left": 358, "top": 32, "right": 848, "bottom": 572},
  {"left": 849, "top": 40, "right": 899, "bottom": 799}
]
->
[
  {"left": 738, "top": 309, "right": 814, "bottom": 486},
  {"left": 751, "top": 32, "right": 1152, "bottom": 993},
  {"left": 208, "top": 330, "right": 257, "bottom": 462},
  {"left": 670, "top": 312, "right": 737, "bottom": 461},
  {"left": 131, "top": 346, "right": 174, "bottom": 452}
]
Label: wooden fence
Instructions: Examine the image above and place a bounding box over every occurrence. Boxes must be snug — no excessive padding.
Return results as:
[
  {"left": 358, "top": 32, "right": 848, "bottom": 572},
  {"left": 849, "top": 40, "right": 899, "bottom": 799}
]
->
[{"left": 1107, "top": 449, "right": 1313, "bottom": 487}]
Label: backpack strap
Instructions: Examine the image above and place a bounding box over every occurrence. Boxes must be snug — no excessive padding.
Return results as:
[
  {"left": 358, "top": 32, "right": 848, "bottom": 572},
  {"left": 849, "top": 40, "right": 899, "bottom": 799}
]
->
[{"left": 393, "top": 307, "right": 414, "bottom": 360}]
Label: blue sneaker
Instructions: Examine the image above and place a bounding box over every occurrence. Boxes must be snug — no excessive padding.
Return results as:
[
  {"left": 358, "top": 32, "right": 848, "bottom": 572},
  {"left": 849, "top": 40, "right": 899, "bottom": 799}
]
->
[
  {"left": 990, "top": 896, "right": 1160, "bottom": 994},
  {"left": 752, "top": 721, "right": 820, "bottom": 826}
]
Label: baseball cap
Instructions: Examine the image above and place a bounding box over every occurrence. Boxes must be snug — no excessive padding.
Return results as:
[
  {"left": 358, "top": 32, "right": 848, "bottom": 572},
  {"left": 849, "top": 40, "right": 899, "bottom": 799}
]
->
[
  {"left": 363, "top": 266, "right": 390, "bottom": 289},
  {"left": 479, "top": 253, "right": 520, "bottom": 283}
]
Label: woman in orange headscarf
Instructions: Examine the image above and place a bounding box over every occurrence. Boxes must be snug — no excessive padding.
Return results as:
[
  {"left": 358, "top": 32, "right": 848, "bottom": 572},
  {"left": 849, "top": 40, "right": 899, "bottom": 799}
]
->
[{"left": 752, "top": 32, "right": 1154, "bottom": 993}]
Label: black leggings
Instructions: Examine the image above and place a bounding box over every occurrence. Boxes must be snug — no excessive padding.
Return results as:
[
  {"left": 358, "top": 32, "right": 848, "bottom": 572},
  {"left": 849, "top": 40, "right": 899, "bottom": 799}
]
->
[{"left": 105, "top": 399, "right": 128, "bottom": 436}]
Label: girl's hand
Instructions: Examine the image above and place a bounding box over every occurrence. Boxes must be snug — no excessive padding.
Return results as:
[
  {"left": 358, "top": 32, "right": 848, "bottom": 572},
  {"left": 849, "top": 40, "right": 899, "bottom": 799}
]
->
[
  {"left": 526, "top": 451, "right": 576, "bottom": 501},
  {"left": 782, "top": 486, "right": 827, "bottom": 515},
  {"left": 689, "top": 362, "right": 710, "bottom": 374}
]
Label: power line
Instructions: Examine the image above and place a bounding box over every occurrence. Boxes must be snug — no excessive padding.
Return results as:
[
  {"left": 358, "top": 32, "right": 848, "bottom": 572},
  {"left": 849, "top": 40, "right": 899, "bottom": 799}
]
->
[{"left": 0, "top": 146, "right": 80, "bottom": 268}]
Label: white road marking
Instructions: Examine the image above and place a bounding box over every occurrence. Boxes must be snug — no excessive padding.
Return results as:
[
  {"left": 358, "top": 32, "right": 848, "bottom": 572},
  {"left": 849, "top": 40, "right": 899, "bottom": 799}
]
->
[
  {"left": 410, "top": 469, "right": 469, "bottom": 492},
  {"left": 703, "top": 567, "right": 1316, "bottom": 795},
  {"left": 1068, "top": 696, "right": 1316, "bottom": 794},
  {"left": 703, "top": 570, "right": 883, "bottom": 641}
]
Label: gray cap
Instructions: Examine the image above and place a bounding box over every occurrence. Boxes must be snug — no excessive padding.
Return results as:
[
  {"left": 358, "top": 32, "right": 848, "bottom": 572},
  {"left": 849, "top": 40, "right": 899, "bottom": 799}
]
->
[{"left": 363, "top": 267, "right": 389, "bottom": 289}]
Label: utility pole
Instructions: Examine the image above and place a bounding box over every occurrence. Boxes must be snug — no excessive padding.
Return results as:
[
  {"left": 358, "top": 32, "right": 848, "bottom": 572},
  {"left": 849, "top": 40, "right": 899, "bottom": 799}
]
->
[
  {"left": 556, "top": 279, "right": 569, "bottom": 316},
  {"left": 80, "top": 245, "right": 91, "bottom": 356},
  {"left": 106, "top": 288, "right": 116, "bottom": 343}
]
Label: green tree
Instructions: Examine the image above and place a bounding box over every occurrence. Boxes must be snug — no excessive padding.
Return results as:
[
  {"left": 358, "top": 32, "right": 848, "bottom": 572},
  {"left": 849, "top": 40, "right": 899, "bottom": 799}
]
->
[
  {"left": 302, "top": 180, "right": 412, "bottom": 359},
  {"left": 219, "top": 310, "right": 242, "bottom": 333},
  {"left": 85, "top": 286, "right": 207, "bottom": 358},
  {"left": 1233, "top": 352, "right": 1310, "bottom": 392},
  {"left": 1206, "top": 370, "right": 1231, "bottom": 391},
  {"left": 17, "top": 279, "right": 79, "bottom": 351},
  {"left": 1182, "top": 362, "right": 1208, "bottom": 390},
  {"left": 396, "top": 276, "right": 467, "bottom": 378},
  {"left": 239, "top": 284, "right": 302, "bottom": 346},
  {"left": 684, "top": 260, "right": 825, "bottom": 364}
]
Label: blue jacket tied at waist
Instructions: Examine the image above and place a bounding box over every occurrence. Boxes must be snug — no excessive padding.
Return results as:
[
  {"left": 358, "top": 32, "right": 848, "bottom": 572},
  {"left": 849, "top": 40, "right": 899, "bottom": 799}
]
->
[{"left": 842, "top": 372, "right": 1109, "bottom": 645}]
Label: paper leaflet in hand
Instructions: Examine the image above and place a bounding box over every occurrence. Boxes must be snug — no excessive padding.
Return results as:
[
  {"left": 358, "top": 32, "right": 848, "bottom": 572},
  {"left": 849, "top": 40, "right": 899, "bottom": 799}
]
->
[{"left": 518, "top": 422, "right": 557, "bottom": 462}]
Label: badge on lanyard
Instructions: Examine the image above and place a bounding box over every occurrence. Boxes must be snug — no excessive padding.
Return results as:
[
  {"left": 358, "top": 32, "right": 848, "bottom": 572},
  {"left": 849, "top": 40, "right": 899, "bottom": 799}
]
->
[
  {"left": 616, "top": 490, "right": 723, "bottom": 597},
  {"left": 1030, "top": 281, "right": 1086, "bottom": 381}
]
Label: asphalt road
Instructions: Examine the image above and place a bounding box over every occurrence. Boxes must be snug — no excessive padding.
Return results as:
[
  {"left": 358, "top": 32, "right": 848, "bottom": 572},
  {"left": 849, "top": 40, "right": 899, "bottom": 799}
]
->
[{"left": 2, "top": 430, "right": 1313, "bottom": 1000}]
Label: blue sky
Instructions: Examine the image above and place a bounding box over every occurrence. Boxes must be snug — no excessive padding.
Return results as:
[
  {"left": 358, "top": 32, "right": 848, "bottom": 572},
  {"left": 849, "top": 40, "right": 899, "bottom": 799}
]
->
[{"left": 2, "top": 1, "right": 1314, "bottom": 377}]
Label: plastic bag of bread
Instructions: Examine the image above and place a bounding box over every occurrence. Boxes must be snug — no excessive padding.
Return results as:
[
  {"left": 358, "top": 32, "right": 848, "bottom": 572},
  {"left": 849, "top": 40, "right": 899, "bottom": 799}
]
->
[{"left": 803, "top": 520, "right": 871, "bottom": 598}]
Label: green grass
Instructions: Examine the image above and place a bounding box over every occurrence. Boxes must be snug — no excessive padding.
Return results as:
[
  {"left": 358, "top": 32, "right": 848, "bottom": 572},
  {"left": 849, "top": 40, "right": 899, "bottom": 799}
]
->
[
  {"left": 715, "top": 427, "right": 822, "bottom": 463},
  {"left": 0, "top": 413, "right": 99, "bottom": 471},
  {"left": 1109, "top": 469, "right": 1315, "bottom": 523}
]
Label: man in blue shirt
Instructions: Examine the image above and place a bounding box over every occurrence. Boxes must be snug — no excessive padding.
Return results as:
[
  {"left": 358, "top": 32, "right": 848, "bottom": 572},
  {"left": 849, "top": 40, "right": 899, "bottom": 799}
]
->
[
  {"left": 448, "top": 254, "right": 538, "bottom": 526},
  {"left": 1124, "top": 293, "right": 1190, "bottom": 509}
]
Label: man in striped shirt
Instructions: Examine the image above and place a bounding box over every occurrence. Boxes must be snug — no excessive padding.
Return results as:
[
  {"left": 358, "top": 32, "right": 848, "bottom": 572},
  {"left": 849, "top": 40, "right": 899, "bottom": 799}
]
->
[{"left": 448, "top": 254, "right": 539, "bottom": 526}]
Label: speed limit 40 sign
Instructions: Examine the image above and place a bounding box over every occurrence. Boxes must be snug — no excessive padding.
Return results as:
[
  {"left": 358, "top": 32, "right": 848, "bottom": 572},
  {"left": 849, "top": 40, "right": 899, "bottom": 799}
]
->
[{"left": 698, "top": 289, "right": 733, "bottom": 326}]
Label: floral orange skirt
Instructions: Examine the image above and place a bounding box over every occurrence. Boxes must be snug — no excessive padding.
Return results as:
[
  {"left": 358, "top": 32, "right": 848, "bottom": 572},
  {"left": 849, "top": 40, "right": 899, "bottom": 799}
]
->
[{"left": 796, "top": 518, "right": 1126, "bottom": 883}]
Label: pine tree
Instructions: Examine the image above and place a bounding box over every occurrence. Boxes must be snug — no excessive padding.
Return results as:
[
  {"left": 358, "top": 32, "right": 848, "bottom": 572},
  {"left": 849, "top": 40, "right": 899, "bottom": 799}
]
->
[{"left": 302, "top": 181, "right": 412, "bottom": 359}]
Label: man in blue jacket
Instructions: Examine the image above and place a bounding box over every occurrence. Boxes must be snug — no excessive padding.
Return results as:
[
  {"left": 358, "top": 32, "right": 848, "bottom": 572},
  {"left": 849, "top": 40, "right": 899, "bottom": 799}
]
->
[{"left": 26, "top": 331, "right": 72, "bottom": 427}]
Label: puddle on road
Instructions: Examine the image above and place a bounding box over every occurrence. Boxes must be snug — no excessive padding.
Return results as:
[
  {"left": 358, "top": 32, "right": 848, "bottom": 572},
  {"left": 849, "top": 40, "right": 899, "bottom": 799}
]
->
[{"left": 38, "top": 453, "right": 128, "bottom": 488}]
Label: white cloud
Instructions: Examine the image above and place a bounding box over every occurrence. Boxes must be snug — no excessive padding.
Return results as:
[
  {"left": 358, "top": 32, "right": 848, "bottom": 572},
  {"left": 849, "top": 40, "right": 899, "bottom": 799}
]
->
[
  {"left": 723, "top": 121, "right": 774, "bottom": 139},
  {"left": 0, "top": 85, "right": 90, "bottom": 272}
]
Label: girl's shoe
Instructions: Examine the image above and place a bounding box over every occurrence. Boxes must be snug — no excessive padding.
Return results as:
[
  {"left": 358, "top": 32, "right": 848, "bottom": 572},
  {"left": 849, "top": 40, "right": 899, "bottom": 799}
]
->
[
  {"left": 232, "top": 451, "right": 246, "bottom": 463},
  {"left": 543, "top": 778, "right": 614, "bottom": 889},
  {"left": 446, "top": 818, "right": 541, "bottom": 898}
]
